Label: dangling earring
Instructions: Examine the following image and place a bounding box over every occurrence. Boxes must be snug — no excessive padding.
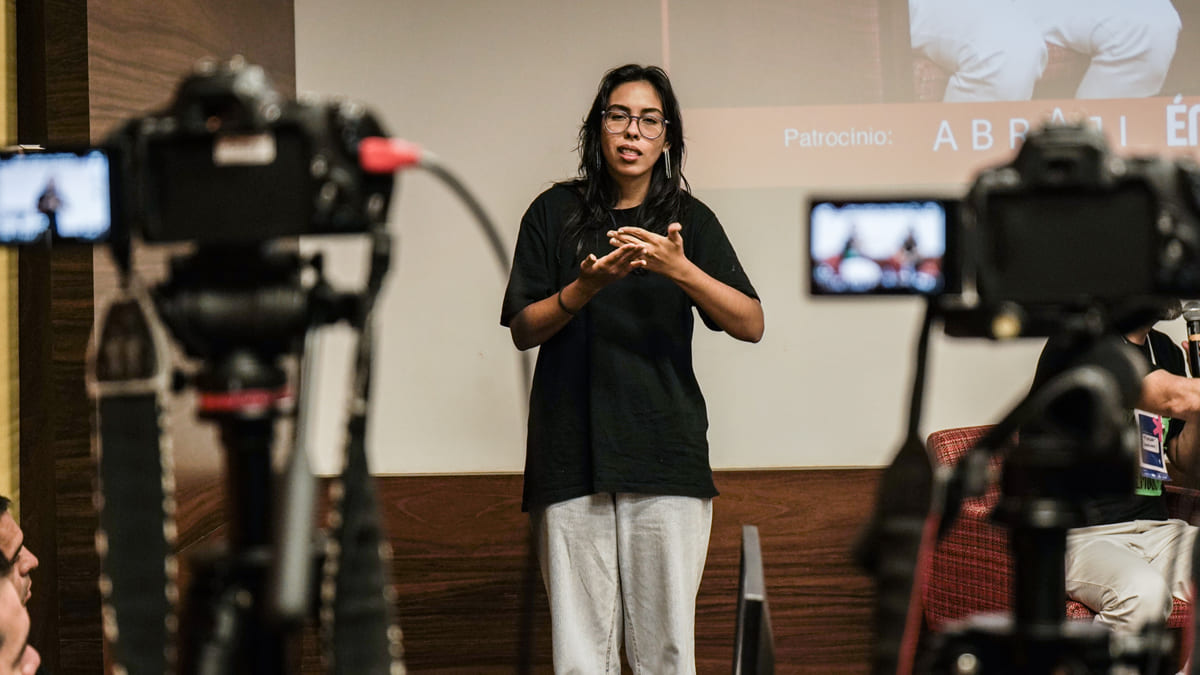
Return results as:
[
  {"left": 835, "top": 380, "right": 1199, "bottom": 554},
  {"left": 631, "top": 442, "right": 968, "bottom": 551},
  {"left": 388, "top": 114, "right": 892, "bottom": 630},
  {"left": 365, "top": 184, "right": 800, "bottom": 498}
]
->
[{"left": 664, "top": 147, "right": 672, "bottom": 179}]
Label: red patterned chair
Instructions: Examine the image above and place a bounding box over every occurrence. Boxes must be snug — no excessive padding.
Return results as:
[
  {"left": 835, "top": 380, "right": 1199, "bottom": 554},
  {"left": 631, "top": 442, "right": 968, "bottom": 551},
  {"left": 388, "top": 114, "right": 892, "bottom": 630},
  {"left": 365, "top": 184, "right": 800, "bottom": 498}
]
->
[{"left": 923, "top": 424, "right": 1197, "bottom": 635}]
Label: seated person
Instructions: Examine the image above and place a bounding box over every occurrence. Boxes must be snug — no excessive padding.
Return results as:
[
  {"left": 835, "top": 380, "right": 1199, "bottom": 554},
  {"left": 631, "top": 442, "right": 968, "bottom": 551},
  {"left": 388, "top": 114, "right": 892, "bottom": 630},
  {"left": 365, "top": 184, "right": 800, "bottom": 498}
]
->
[{"left": 1031, "top": 305, "right": 1197, "bottom": 633}]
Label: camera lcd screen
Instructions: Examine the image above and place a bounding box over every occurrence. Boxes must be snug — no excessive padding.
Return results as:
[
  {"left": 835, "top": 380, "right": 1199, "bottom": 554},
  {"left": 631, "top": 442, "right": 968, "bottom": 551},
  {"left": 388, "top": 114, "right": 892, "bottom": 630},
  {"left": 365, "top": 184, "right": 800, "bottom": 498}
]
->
[
  {"left": 0, "top": 149, "right": 112, "bottom": 243},
  {"left": 808, "top": 199, "right": 948, "bottom": 295},
  {"left": 983, "top": 186, "right": 1156, "bottom": 303}
]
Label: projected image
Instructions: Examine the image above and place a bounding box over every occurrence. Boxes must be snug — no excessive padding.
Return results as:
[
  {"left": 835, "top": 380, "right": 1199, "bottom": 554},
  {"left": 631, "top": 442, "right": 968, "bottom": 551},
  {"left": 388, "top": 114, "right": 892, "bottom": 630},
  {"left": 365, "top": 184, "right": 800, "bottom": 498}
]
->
[
  {"left": 672, "top": 1, "right": 1200, "bottom": 189},
  {"left": 0, "top": 151, "right": 111, "bottom": 242},
  {"left": 911, "top": 0, "right": 1183, "bottom": 102},
  {"left": 672, "top": 0, "right": 1196, "bottom": 106},
  {"left": 810, "top": 200, "right": 946, "bottom": 295}
]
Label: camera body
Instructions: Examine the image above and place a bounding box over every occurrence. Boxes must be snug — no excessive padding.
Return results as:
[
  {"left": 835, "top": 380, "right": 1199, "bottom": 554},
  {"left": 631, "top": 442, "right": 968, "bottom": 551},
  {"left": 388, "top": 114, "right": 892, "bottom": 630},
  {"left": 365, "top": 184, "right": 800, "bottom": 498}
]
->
[
  {"left": 808, "top": 123, "right": 1200, "bottom": 337},
  {"left": 1, "top": 58, "right": 394, "bottom": 249},
  {"left": 112, "top": 58, "right": 395, "bottom": 245}
]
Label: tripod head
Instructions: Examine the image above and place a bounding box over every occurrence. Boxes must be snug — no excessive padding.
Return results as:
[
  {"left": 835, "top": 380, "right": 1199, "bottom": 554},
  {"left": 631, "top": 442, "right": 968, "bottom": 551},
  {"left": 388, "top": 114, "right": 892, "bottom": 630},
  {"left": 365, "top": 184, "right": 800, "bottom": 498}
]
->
[{"left": 156, "top": 246, "right": 356, "bottom": 364}]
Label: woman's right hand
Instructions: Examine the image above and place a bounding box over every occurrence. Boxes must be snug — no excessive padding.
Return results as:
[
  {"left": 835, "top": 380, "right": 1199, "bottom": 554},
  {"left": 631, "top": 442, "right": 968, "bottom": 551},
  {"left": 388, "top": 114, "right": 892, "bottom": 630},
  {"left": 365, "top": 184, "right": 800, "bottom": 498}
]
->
[
  {"left": 577, "top": 241, "right": 646, "bottom": 291},
  {"left": 509, "top": 242, "right": 646, "bottom": 351}
]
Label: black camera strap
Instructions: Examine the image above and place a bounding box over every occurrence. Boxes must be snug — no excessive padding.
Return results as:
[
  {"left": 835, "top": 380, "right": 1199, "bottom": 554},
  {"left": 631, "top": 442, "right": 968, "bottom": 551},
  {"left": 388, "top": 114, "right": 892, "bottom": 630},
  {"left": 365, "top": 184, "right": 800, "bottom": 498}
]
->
[
  {"left": 88, "top": 285, "right": 178, "bottom": 674},
  {"left": 855, "top": 299, "right": 938, "bottom": 675},
  {"left": 323, "top": 406, "right": 404, "bottom": 674},
  {"left": 321, "top": 234, "right": 406, "bottom": 674}
]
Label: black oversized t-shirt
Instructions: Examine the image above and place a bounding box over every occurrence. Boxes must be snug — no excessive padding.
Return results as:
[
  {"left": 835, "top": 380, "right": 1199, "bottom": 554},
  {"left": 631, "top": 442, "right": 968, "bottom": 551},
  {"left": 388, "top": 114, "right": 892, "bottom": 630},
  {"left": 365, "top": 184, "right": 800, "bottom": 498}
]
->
[
  {"left": 1031, "top": 328, "right": 1186, "bottom": 525},
  {"left": 500, "top": 184, "right": 759, "bottom": 511}
]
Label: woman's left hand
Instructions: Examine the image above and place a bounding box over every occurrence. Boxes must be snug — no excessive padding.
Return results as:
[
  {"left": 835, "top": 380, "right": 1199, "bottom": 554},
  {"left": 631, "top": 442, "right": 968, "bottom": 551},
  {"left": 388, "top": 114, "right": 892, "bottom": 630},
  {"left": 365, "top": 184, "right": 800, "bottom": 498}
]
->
[
  {"left": 610, "top": 222, "right": 763, "bottom": 342},
  {"left": 608, "top": 223, "right": 687, "bottom": 278}
]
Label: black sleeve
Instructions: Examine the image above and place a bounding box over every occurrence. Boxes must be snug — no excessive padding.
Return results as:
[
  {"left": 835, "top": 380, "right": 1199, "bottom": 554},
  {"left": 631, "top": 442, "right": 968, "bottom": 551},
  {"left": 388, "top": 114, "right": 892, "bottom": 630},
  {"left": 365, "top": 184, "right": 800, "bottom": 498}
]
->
[
  {"left": 683, "top": 196, "right": 759, "bottom": 331},
  {"left": 500, "top": 190, "right": 556, "bottom": 327},
  {"left": 1030, "top": 333, "right": 1077, "bottom": 393}
]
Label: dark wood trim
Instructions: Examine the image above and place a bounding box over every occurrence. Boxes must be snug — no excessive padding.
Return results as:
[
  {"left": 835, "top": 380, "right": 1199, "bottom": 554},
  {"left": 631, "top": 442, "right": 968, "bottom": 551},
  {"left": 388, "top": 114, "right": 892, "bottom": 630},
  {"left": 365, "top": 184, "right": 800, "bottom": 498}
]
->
[
  {"left": 14, "top": 1, "right": 46, "bottom": 143},
  {"left": 16, "top": 2, "right": 95, "bottom": 672},
  {"left": 16, "top": 244, "right": 57, "bottom": 673}
]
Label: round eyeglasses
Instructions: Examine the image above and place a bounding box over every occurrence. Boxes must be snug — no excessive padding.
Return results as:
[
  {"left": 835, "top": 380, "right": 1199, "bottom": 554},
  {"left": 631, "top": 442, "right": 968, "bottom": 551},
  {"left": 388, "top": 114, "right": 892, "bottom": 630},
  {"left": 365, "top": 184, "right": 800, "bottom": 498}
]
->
[{"left": 602, "top": 109, "right": 669, "bottom": 140}]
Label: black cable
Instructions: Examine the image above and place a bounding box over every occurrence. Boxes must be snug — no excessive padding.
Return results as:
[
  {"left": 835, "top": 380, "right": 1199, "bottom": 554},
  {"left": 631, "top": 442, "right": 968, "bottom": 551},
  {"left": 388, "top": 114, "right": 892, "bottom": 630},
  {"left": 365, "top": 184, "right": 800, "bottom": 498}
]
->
[
  {"left": 409, "top": 159, "right": 540, "bottom": 672},
  {"left": 354, "top": 144, "right": 538, "bottom": 671},
  {"left": 418, "top": 154, "right": 510, "bottom": 282},
  {"left": 856, "top": 298, "right": 937, "bottom": 675},
  {"left": 324, "top": 226, "right": 403, "bottom": 674},
  {"left": 417, "top": 152, "right": 538, "bottom": 674},
  {"left": 907, "top": 297, "right": 934, "bottom": 443},
  {"left": 418, "top": 153, "right": 534, "bottom": 391}
]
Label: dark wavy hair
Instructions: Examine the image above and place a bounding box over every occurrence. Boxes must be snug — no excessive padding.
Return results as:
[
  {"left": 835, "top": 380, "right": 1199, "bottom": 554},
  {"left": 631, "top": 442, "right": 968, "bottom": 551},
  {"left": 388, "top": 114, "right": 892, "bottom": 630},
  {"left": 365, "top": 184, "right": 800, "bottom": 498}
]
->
[{"left": 558, "top": 64, "right": 688, "bottom": 263}]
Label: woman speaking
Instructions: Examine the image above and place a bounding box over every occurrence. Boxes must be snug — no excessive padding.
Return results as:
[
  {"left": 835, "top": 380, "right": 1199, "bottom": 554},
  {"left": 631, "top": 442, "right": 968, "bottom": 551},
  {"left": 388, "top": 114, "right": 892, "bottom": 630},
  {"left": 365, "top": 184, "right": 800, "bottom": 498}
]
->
[{"left": 501, "top": 63, "right": 763, "bottom": 674}]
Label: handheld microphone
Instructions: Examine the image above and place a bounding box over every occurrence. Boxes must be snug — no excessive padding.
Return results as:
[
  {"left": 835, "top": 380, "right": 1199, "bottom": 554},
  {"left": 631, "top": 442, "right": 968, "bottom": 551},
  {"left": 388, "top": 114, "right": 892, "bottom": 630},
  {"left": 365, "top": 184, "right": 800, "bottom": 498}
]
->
[{"left": 1184, "top": 301, "right": 1200, "bottom": 377}]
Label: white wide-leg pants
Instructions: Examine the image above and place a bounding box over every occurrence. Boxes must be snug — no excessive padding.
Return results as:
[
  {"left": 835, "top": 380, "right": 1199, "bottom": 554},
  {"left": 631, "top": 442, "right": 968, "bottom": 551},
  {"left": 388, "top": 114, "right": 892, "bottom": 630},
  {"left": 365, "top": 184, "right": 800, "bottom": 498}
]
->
[{"left": 532, "top": 493, "right": 713, "bottom": 675}]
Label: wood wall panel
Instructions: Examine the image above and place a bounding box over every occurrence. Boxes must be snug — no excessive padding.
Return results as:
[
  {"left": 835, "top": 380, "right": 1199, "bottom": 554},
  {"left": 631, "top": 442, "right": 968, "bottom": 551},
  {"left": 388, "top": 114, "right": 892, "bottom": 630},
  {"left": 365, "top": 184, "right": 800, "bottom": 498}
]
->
[
  {"left": 86, "top": 0, "right": 299, "bottom": 496},
  {"left": 365, "top": 468, "right": 882, "bottom": 675},
  {"left": 88, "top": 0, "right": 296, "bottom": 141}
]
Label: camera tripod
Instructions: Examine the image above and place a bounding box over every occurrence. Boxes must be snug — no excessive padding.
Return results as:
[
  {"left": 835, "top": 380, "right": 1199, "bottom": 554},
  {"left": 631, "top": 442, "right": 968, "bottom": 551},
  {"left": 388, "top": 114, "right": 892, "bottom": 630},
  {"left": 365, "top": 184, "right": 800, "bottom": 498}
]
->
[
  {"left": 859, "top": 301, "right": 1191, "bottom": 675},
  {"left": 91, "top": 242, "right": 400, "bottom": 674},
  {"left": 927, "top": 326, "right": 1179, "bottom": 674}
]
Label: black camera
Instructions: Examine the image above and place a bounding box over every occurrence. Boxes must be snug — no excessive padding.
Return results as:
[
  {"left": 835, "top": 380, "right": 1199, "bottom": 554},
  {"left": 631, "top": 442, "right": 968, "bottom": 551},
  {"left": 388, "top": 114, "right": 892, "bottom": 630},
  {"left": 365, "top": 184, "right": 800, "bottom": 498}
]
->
[
  {"left": 808, "top": 123, "right": 1200, "bottom": 337},
  {"left": 3, "top": 57, "right": 394, "bottom": 247}
]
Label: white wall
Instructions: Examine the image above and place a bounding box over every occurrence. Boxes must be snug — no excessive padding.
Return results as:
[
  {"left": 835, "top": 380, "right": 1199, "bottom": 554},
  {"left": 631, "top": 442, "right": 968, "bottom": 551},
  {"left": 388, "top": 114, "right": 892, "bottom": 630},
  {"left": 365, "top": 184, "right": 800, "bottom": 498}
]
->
[{"left": 292, "top": 1, "right": 1132, "bottom": 475}]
